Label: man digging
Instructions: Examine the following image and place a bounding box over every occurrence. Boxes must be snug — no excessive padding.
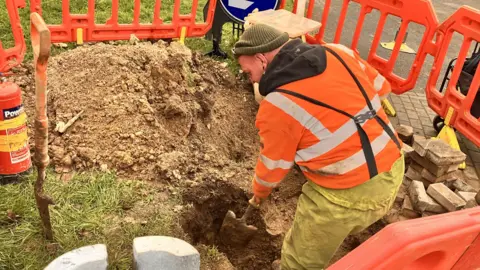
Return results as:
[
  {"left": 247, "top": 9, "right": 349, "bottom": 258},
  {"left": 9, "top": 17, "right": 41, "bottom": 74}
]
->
[{"left": 233, "top": 24, "right": 405, "bottom": 269}]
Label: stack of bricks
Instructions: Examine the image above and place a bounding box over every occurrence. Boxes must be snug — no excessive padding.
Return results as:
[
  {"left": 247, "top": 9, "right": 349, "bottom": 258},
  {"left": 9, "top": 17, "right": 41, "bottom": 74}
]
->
[{"left": 385, "top": 125, "right": 480, "bottom": 223}]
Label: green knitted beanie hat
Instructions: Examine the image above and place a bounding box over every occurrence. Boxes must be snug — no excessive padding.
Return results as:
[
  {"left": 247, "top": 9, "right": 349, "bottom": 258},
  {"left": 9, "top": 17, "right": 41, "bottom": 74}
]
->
[{"left": 233, "top": 24, "right": 289, "bottom": 57}]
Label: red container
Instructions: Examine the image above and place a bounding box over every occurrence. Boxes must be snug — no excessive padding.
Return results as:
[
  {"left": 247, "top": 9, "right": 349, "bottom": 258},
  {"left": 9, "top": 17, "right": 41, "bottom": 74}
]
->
[{"left": 0, "top": 81, "right": 31, "bottom": 175}]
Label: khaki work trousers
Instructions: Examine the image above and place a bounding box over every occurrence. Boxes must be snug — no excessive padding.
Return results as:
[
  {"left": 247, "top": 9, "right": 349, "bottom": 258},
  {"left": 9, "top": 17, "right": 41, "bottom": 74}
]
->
[{"left": 281, "top": 156, "right": 405, "bottom": 270}]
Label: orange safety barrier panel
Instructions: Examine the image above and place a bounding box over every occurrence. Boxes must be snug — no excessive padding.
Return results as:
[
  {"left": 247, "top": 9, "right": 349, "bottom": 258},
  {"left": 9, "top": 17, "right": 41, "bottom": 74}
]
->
[
  {"left": 29, "top": 0, "right": 218, "bottom": 43},
  {"left": 426, "top": 6, "right": 480, "bottom": 146},
  {"left": 0, "top": 0, "right": 27, "bottom": 72},
  {"left": 327, "top": 207, "right": 480, "bottom": 270},
  {"left": 280, "top": 0, "right": 439, "bottom": 95},
  {"left": 452, "top": 233, "right": 480, "bottom": 269}
]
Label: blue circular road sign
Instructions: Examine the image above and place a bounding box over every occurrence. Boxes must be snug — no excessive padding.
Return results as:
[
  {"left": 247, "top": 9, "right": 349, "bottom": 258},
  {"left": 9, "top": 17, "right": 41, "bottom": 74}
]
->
[{"left": 219, "top": 0, "right": 279, "bottom": 23}]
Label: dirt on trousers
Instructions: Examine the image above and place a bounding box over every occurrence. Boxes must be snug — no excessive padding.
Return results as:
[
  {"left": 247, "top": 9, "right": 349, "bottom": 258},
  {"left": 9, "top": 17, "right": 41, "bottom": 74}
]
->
[{"left": 9, "top": 41, "right": 384, "bottom": 269}]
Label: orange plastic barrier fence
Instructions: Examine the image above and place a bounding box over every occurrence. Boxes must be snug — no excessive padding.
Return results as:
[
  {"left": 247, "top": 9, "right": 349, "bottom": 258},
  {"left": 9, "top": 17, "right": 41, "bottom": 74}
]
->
[
  {"left": 0, "top": 0, "right": 26, "bottom": 73},
  {"left": 281, "top": 0, "right": 439, "bottom": 95},
  {"left": 29, "top": 0, "right": 217, "bottom": 43},
  {"left": 328, "top": 207, "right": 480, "bottom": 270},
  {"left": 426, "top": 6, "right": 480, "bottom": 146}
]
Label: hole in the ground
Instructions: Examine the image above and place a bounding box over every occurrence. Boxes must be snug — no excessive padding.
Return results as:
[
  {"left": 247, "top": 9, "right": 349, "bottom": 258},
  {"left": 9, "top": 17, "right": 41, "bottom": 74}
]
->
[{"left": 181, "top": 181, "right": 282, "bottom": 270}]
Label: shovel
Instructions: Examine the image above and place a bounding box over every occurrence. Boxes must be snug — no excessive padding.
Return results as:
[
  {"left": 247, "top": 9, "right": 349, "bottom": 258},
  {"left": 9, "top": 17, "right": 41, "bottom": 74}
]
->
[{"left": 219, "top": 203, "right": 258, "bottom": 246}]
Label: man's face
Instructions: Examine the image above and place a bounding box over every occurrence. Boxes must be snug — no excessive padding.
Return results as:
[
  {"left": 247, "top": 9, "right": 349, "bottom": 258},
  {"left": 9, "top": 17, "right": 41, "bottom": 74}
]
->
[{"left": 238, "top": 54, "right": 267, "bottom": 84}]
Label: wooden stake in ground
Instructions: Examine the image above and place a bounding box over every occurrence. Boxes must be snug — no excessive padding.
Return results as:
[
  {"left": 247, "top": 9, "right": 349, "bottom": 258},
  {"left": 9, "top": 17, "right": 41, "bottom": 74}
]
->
[{"left": 31, "top": 12, "right": 55, "bottom": 240}]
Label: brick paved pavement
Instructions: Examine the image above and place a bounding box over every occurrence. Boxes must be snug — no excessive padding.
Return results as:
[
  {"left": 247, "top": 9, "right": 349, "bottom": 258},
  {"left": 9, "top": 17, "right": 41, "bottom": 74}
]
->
[{"left": 387, "top": 91, "right": 480, "bottom": 180}]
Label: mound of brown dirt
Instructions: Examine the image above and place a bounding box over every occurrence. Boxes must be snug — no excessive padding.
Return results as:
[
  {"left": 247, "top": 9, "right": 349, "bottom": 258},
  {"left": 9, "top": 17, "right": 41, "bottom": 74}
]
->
[
  {"left": 9, "top": 41, "right": 382, "bottom": 269},
  {"left": 16, "top": 41, "right": 259, "bottom": 186}
]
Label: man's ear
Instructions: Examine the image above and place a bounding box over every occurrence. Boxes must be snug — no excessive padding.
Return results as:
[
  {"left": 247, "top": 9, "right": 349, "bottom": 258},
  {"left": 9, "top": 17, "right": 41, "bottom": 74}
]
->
[{"left": 255, "top": 53, "right": 267, "bottom": 69}]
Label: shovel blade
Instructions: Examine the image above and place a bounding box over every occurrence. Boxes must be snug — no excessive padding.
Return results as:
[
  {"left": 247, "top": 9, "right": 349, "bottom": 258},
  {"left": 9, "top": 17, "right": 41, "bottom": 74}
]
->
[{"left": 219, "top": 210, "right": 258, "bottom": 246}]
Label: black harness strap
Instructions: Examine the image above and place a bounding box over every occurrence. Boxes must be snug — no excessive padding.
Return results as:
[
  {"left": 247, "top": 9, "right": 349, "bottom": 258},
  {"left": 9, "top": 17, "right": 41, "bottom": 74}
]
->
[
  {"left": 275, "top": 88, "right": 379, "bottom": 178},
  {"left": 272, "top": 46, "right": 401, "bottom": 179},
  {"left": 324, "top": 47, "right": 402, "bottom": 150}
]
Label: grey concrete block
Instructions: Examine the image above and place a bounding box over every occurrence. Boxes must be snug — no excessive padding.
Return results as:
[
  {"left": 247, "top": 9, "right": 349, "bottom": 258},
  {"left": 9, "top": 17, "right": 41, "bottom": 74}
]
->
[
  {"left": 422, "top": 169, "right": 459, "bottom": 183},
  {"left": 403, "top": 175, "right": 413, "bottom": 187},
  {"left": 405, "top": 167, "right": 422, "bottom": 181},
  {"left": 408, "top": 180, "right": 446, "bottom": 213},
  {"left": 402, "top": 144, "right": 414, "bottom": 166},
  {"left": 395, "top": 183, "right": 407, "bottom": 204},
  {"left": 427, "top": 183, "right": 466, "bottom": 212},
  {"left": 44, "top": 244, "right": 108, "bottom": 270},
  {"left": 396, "top": 125, "right": 414, "bottom": 144},
  {"left": 410, "top": 152, "right": 458, "bottom": 177},
  {"left": 401, "top": 196, "right": 420, "bottom": 218},
  {"left": 452, "top": 179, "right": 477, "bottom": 193},
  {"left": 465, "top": 199, "right": 479, "bottom": 209},
  {"left": 133, "top": 236, "right": 200, "bottom": 270},
  {"left": 455, "top": 191, "right": 477, "bottom": 203},
  {"left": 405, "top": 167, "right": 432, "bottom": 188},
  {"left": 409, "top": 161, "right": 459, "bottom": 183},
  {"left": 413, "top": 137, "right": 466, "bottom": 166}
]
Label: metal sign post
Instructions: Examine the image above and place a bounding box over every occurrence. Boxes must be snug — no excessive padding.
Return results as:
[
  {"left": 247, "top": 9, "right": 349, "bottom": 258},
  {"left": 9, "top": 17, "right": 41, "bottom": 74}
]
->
[
  {"left": 204, "top": 0, "right": 279, "bottom": 58},
  {"left": 220, "top": 0, "right": 279, "bottom": 23}
]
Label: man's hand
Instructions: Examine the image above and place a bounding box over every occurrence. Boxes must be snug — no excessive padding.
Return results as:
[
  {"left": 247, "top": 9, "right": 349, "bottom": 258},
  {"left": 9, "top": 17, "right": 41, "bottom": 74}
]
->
[{"left": 249, "top": 196, "right": 264, "bottom": 209}]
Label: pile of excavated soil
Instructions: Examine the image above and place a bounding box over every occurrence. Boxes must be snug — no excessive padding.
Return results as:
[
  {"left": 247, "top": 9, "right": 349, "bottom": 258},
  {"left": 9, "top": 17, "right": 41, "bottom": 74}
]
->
[
  {"left": 15, "top": 41, "right": 259, "bottom": 186},
  {"left": 10, "top": 42, "right": 382, "bottom": 269}
]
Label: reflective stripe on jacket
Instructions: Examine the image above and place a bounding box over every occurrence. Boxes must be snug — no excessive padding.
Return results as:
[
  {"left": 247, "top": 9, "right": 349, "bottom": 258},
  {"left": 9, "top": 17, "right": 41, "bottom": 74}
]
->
[{"left": 253, "top": 40, "right": 401, "bottom": 198}]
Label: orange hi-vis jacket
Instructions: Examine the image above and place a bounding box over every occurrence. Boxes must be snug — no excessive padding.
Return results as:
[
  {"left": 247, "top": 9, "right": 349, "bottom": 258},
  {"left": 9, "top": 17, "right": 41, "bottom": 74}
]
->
[{"left": 253, "top": 39, "right": 402, "bottom": 198}]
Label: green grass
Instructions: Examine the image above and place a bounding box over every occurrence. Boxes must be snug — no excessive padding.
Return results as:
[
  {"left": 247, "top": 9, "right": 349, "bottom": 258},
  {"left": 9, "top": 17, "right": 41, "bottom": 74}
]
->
[{"left": 0, "top": 171, "right": 184, "bottom": 269}]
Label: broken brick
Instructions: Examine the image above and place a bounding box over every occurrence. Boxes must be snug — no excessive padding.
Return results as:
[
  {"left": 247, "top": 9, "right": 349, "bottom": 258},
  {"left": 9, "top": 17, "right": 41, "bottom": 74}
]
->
[
  {"left": 383, "top": 208, "right": 414, "bottom": 224},
  {"left": 409, "top": 161, "right": 424, "bottom": 173},
  {"left": 403, "top": 176, "right": 413, "bottom": 187},
  {"left": 409, "top": 161, "right": 459, "bottom": 183},
  {"left": 463, "top": 167, "right": 479, "bottom": 180},
  {"left": 413, "top": 137, "right": 466, "bottom": 166},
  {"left": 465, "top": 199, "right": 479, "bottom": 209},
  {"left": 465, "top": 179, "right": 480, "bottom": 192},
  {"left": 405, "top": 167, "right": 422, "bottom": 181},
  {"left": 421, "top": 168, "right": 459, "bottom": 183},
  {"left": 402, "top": 144, "right": 414, "bottom": 166},
  {"left": 410, "top": 152, "right": 459, "bottom": 177},
  {"left": 409, "top": 180, "right": 447, "bottom": 214},
  {"left": 427, "top": 183, "right": 466, "bottom": 212},
  {"left": 452, "top": 179, "right": 477, "bottom": 193},
  {"left": 402, "top": 196, "right": 420, "bottom": 218},
  {"left": 405, "top": 167, "right": 432, "bottom": 188},
  {"left": 456, "top": 191, "right": 477, "bottom": 203},
  {"left": 396, "top": 125, "right": 414, "bottom": 145},
  {"left": 395, "top": 184, "right": 407, "bottom": 204}
]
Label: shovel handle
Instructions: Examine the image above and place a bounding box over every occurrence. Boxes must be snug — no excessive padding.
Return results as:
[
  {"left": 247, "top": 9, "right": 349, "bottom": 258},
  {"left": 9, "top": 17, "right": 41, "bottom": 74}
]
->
[{"left": 240, "top": 204, "right": 256, "bottom": 222}]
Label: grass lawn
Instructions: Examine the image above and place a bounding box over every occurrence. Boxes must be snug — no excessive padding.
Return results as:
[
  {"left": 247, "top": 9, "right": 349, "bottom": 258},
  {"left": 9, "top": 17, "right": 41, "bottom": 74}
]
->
[
  {"left": 0, "top": 1, "right": 294, "bottom": 269},
  {"left": 0, "top": 171, "right": 187, "bottom": 269}
]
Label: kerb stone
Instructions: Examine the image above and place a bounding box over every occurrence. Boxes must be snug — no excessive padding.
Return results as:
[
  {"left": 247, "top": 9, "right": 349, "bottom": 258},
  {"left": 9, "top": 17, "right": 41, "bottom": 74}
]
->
[
  {"left": 133, "top": 236, "right": 200, "bottom": 270},
  {"left": 45, "top": 244, "right": 108, "bottom": 270}
]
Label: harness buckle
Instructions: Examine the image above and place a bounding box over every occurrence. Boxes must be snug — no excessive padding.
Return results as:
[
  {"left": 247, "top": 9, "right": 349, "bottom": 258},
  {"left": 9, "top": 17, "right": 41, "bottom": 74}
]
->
[{"left": 354, "top": 110, "right": 376, "bottom": 124}]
